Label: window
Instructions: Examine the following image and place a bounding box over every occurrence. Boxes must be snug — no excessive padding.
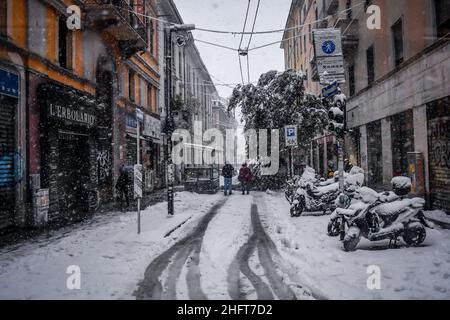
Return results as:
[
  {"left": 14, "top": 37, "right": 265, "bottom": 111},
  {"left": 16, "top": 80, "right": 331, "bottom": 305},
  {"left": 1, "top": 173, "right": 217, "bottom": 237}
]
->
[
  {"left": 392, "top": 18, "right": 404, "bottom": 66},
  {"left": 179, "top": 51, "right": 183, "bottom": 80},
  {"left": 367, "top": 120, "right": 383, "bottom": 188},
  {"left": 129, "top": 69, "right": 135, "bottom": 102},
  {"left": 308, "top": 24, "right": 311, "bottom": 43},
  {"left": 0, "top": 0, "right": 6, "bottom": 36},
  {"left": 346, "top": 0, "right": 352, "bottom": 19},
  {"left": 58, "top": 17, "right": 72, "bottom": 69},
  {"left": 391, "top": 110, "right": 414, "bottom": 177},
  {"left": 147, "top": 84, "right": 153, "bottom": 112},
  {"left": 147, "top": 18, "right": 155, "bottom": 55},
  {"left": 366, "top": 45, "right": 375, "bottom": 86},
  {"left": 434, "top": 0, "right": 450, "bottom": 38},
  {"left": 349, "top": 64, "right": 355, "bottom": 96}
]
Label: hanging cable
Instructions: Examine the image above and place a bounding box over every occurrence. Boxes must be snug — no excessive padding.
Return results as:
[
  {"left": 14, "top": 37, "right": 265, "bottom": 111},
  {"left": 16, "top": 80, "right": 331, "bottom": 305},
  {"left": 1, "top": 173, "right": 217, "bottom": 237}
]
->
[
  {"left": 239, "top": 0, "right": 252, "bottom": 50},
  {"left": 245, "top": 0, "right": 261, "bottom": 83},
  {"left": 121, "top": 2, "right": 363, "bottom": 36},
  {"left": 239, "top": 55, "right": 245, "bottom": 84},
  {"left": 238, "top": 0, "right": 252, "bottom": 84},
  {"left": 194, "top": 39, "right": 238, "bottom": 51}
]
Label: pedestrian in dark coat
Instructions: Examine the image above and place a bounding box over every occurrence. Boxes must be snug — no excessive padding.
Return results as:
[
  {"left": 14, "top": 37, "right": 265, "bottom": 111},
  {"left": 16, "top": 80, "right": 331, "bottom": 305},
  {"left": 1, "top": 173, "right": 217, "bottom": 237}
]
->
[
  {"left": 238, "top": 163, "right": 252, "bottom": 195},
  {"left": 116, "top": 165, "right": 130, "bottom": 209},
  {"left": 222, "top": 162, "right": 235, "bottom": 196}
]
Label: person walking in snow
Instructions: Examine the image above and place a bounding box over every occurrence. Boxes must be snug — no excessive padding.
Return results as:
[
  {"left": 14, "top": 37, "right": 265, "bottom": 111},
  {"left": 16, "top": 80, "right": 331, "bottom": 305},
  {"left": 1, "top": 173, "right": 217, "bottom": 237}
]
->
[
  {"left": 116, "top": 165, "right": 130, "bottom": 209},
  {"left": 238, "top": 163, "right": 252, "bottom": 195},
  {"left": 222, "top": 162, "right": 235, "bottom": 196}
]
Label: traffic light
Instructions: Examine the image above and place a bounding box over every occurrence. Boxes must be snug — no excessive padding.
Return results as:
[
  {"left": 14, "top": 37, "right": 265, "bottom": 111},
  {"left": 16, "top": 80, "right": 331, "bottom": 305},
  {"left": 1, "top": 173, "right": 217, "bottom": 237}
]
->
[{"left": 328, "top": 96, "right": 346, "bottom": 138}]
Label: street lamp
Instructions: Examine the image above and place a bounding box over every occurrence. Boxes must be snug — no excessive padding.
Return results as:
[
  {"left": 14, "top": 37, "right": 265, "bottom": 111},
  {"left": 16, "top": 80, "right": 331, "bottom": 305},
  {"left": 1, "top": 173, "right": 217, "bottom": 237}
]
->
[{"left": 165, "top": 23, "right": 195, "bottom": 216}]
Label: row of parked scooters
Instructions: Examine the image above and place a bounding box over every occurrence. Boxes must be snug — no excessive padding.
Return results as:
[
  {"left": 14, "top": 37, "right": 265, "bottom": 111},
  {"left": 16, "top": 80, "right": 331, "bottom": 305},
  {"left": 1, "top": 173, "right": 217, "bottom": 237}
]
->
[{"left": 285, "top": 166, "right": 433, "bottom": 251}]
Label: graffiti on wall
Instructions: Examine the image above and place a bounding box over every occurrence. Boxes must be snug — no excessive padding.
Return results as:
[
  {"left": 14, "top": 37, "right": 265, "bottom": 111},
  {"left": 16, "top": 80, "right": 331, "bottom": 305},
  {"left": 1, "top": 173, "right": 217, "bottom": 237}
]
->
[
  {"left": 429, "top": 117, "right": 450, "bottom": 169},
  {"left": 0, "top": 150, "right": 23, "bottom": 188},
  {"left": 97, "top": 149, "right": 112, "bottom": 183}
]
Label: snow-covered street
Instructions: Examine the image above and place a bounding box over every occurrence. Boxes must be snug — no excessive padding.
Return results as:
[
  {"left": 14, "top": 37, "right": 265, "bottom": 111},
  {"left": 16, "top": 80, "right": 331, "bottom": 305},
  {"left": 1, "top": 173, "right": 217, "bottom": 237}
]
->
[{"left": 1, "top": 191, "right": 449, "bottom": 300}]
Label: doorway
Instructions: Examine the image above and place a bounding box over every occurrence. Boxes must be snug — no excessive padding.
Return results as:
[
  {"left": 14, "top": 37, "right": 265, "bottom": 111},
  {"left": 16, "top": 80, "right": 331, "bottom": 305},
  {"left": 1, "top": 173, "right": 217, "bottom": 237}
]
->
[{"left": 58, "top": 131, "right": 90, "bottom": 220}]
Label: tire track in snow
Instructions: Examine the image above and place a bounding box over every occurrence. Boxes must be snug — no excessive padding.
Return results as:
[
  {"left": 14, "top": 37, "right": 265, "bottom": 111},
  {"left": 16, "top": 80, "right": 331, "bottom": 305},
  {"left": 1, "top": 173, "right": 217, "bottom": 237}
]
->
[
  {"left": 228, "top": 203, "right": 297, "bottom": 300},
  {"left": 136, "top": 198, "right": 228, "bottom": 300}
]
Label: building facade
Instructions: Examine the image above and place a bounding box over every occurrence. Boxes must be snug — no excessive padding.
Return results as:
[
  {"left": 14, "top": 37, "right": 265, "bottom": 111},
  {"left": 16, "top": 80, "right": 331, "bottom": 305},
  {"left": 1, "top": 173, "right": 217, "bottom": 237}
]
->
[
  {"left": 0, "top": 0, "right": 163, "bottom": 232},
  {"left": 282, "top": 0, "right": 450, "bottom": 211},
  {"left": 157, "top": 0, "right": 222, "bottom": 180}
]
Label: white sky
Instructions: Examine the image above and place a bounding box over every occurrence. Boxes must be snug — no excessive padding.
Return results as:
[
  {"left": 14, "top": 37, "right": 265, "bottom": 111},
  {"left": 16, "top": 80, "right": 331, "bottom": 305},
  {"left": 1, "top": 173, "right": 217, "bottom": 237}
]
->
[{"left": 173, "top": 0, "right": 292, "bottom": 99}]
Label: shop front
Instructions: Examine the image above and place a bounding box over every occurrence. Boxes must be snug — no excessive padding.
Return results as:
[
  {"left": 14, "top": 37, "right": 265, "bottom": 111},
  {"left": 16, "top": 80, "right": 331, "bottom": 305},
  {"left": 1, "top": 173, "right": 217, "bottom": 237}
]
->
[
  {"left": 38, "top": 84, "right": 98, "bottom": 223},
  {"left": 143, "top": 114, "right": 162, "bottom": 191},
  {"left": 125, "top": 111, "right": 163, "bottom": 193},
  {"left": 427, "top": 97, "right": 450, "bottom": 212}
]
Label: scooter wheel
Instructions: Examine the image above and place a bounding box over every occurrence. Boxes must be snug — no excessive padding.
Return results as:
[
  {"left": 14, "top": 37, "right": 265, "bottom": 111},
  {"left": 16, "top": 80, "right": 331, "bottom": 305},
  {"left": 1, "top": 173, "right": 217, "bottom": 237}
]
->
[
  {"left": 290, "top": 205, "right": 303, "bottom": 217},
  {"left": 403, "top": 222, "right": 426, "bottom": 247},
  {"left": 343, "top": 227, "right": 361, "bottom": 252},
  {"left": 327, "top": 220, "right": 340, "bottom": 237}
]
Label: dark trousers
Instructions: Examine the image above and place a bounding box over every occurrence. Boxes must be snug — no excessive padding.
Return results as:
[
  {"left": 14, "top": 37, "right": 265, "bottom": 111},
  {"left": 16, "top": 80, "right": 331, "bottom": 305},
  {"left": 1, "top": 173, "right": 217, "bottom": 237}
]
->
[
  {"left": 117, "top": 187, "right": 130, "bottom": 208},
  {"left": 241, "top": 182, "right": 250, "bottom": 194}
]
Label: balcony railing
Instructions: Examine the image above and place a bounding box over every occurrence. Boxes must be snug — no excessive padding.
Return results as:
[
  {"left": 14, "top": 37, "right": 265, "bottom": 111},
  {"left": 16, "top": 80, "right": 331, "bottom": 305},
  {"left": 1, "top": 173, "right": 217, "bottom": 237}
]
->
[
  {"left": 84, "top": 0, "right": 148, "bottom": 57},
  {"left": 335, "top": 19, "right": 359, "bottom": 51},
  {"left": 325, "top": 0, "right": 339, "bottom": 15}
]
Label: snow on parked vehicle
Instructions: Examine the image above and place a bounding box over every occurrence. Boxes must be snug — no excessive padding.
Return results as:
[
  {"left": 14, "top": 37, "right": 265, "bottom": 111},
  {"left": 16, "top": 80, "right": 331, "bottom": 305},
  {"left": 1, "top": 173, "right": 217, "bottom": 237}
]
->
[{"left": 286, "top": 166, "right": 365, "bottom": 217}]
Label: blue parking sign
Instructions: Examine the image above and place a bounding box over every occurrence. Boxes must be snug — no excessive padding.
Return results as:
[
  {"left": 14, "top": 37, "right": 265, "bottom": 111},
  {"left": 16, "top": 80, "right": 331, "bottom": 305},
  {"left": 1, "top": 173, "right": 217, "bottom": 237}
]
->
[
  {"left": 285, "top": 126, "right": 298, "bottom": 146},
  {"left": 287, "top": 128, "right": 296, "bottom": 137}
]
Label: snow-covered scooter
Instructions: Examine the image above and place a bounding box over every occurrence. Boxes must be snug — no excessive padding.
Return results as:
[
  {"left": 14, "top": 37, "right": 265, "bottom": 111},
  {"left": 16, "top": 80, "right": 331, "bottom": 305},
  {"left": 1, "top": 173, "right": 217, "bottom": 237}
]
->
[
  {"left": 328, "top": 177, "right": 433, "bottom": 252},
  {"left": 288, "top": 166, "right": 365, "bottom": 217}
]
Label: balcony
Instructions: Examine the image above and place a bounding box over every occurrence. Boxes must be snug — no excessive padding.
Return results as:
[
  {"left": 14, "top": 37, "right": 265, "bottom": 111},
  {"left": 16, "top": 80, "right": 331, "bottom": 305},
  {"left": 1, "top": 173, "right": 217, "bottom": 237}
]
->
[
  {"left": 325, "top": 0, "right": 339, "bottom": 15},
  {"left": 83, "top": 0, "right": 148, "bottom": 57},
  {"left": 335, "top": 19, "right": 359, "bottom": 52}
]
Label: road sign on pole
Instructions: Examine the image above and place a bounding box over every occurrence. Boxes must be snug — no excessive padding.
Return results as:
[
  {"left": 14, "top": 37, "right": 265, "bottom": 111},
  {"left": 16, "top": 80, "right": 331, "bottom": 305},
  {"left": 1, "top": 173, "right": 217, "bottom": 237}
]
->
[
  {"left": 317, "top": 56, "right": 346, "bottom": 84},
  {"left": 284, "top": 126, "right": 298, "bottom": 147},
  {"left": 313, "top": 29, "right": 343, "bottom": 58},
  {"left": 135, "top": 108, "right": 144, "bottom": 234},
  {"left": 134, "top": 164, "right": 143, "bottom": 199},
  {"left": 313, "top": 29, "right": 346, "bottom": 85},
  {"left": 322, "top": 81, "right": 339, "bottom": 98}
]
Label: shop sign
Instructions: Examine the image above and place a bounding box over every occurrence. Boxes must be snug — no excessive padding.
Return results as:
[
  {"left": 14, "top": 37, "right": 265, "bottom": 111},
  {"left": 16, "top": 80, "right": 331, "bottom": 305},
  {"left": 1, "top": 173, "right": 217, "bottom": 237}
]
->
[
  {"left": 49, "top": 103, "right": 96, "bottom": 127},
  {"left": 144, "top": 114, "right": 162, "bottom": 140},
  {"left": 0, "top": 69, "right": 19, "bottom": 98},
  {"left": 126, "top": 114, "right": 138, "bottom": 133}
]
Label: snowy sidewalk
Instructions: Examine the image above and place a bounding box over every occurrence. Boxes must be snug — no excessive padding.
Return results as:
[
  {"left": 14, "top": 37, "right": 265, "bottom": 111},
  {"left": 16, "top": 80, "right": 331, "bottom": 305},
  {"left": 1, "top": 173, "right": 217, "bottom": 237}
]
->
[
  {"left": 0, "top": 192, "right": 222, "bottom": 300},
  {"left": 260, "top": 191, "right": 450, "bottom": 300}
]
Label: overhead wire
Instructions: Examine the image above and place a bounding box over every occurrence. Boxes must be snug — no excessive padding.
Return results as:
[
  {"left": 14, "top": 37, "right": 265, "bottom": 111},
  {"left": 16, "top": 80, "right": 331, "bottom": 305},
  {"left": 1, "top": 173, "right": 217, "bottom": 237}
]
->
[
  {"left": 245, "top": 0, "right": 261, "bottom": 83},
  {"left": 238, "top": 0, "right": 252, "bottom": 84},
  {"left": 122, "top": 2, "right": 363, "bottom": 36}
]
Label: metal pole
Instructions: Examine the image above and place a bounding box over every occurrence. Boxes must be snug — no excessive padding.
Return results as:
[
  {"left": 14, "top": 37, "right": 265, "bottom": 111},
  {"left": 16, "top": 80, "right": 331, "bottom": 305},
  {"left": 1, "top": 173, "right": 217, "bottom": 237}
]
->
[
  {"left": 137, "top": 118, "right": 141, "bottom": 234},
  {"left": 289, "top": 147, "right": 295, "bottom": 179},
  {"left": 338, "top": 138, "right": 345, "bottom": 192},
  {"left": 166, "top": 28, "right": 174, "bottom": 216}
]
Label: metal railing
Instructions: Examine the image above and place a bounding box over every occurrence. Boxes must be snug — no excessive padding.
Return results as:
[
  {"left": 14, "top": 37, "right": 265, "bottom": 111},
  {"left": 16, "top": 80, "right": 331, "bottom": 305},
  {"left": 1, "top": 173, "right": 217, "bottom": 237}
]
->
[{"left": 84, "top": 0, "right": 147, "bottom": 43}]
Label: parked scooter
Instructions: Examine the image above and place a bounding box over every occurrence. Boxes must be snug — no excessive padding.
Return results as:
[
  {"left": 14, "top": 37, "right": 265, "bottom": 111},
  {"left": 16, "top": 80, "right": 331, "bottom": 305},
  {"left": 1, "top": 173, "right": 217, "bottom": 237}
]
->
[
  {"left": 287, "top": 166, "right": 365, "bottom": 217},
  {"left": 328, "top": 177, "right": 433, "bottom": 251}
]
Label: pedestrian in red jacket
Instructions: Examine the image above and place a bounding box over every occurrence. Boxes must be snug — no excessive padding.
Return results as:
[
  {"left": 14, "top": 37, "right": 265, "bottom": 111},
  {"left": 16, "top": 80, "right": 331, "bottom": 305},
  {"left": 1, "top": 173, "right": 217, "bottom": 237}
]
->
[{"left": 238, "top": 163, "right": 252, "bottom": 195}]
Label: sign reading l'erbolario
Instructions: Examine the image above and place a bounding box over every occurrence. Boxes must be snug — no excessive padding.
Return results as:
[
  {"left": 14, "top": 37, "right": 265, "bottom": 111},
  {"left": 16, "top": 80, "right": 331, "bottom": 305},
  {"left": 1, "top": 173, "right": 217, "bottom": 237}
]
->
[{"left": 49, "top": 103, "right": 96, "bottom": 128}]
